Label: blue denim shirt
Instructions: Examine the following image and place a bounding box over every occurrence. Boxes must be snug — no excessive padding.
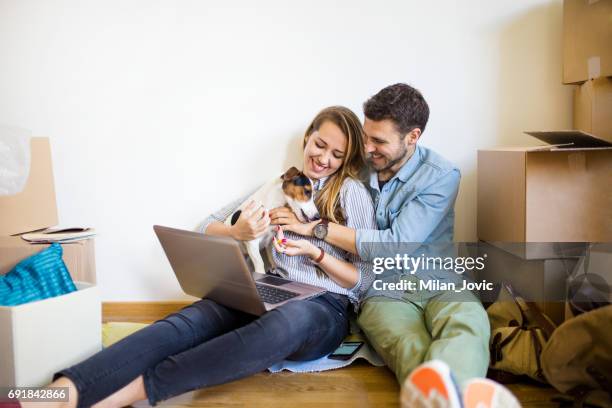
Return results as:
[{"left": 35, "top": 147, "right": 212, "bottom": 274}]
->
[{"left": 356, "top": 144, "right": 461, "bottom": 301}]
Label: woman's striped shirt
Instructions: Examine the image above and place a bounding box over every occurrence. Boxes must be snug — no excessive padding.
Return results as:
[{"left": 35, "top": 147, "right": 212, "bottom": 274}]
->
[{"left": 199, "top": 177, "right": 376, "bottom": 308}]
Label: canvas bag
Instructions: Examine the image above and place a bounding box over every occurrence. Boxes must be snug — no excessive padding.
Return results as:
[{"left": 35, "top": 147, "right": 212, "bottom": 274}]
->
[
  {"left": 542, "top": 305, "right": 612, "bottom": 408},
  {"left": 487, "top": 283, "right": 557, "bottom": 382}
]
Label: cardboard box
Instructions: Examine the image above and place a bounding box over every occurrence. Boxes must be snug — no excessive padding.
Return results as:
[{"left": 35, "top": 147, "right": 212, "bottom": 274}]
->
[
  {"left": 481, "top": 242, "right": 589, "bottom": 261},
  {"left": 478, "top": 132, "right": 612, "bottom": 243},
  {"left": 479, "top": 242, "right": 576, "bottom": 325},
  {"left": 0, "top": 237, "right": 96, "bottom": 283},
  {"left": 563, "top": 0, "right": 612, "bottom": 84},
  {"left": 0, "top": 138, "right": 58, "bottom": 236},
  {"left": 0, "top": 282, "right": 102, "bottom": 387},
  {"left": 574, "top": 77, "right": 612, "bottom": 142}
]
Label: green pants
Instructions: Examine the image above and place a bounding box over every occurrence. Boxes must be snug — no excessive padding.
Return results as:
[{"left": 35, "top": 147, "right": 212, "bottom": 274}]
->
[{"left": 357, "top": 289, "right": 490, "bottom": 386}]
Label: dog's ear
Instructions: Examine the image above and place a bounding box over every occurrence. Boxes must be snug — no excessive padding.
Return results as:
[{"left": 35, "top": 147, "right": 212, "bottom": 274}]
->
[{"left": 281, "top": 166, "right": 301, "bottom": 181}]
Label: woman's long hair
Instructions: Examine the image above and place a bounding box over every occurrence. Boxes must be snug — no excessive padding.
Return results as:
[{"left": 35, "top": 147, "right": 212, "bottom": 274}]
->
[{"left": 303, "top": 106, "right": 367, "bottom": 225}]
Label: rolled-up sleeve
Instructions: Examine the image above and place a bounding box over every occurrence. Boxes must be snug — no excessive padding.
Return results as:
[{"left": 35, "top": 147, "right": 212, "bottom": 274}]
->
[
  {"left": 338, "top": 179, "right": 377, "bottom": 303},
  {"left": 356, "top": 169, "right": 460, "bottom": 262}
]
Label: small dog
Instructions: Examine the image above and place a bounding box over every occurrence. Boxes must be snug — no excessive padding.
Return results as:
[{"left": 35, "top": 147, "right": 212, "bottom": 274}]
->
[{"left": 225, "top": 166, "right": 320, "bottom": 273}]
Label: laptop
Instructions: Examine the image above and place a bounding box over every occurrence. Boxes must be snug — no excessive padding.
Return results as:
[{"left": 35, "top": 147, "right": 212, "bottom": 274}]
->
[{"left": 153, "top": 225, "right": 326, "bottom": 316}]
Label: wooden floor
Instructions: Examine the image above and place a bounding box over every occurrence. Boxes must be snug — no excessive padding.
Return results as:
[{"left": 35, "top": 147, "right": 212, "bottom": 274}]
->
[
  {"left": 128, "top": 364, "right": 558, "bottom": 407},
  {"left": 133, "top": 363, "right": 400, "bottom": 408},
  {"left": 105, "top": 302, "right": 560, "bottom": 407}
]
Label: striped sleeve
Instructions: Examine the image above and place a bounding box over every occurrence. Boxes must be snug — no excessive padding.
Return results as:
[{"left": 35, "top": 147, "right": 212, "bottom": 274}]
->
[
  {"left": 339, "top": 178, "right": 377, "bottom": 304},
  {"left": 197, "top": 187, "right": 259, "bottom": 234}
]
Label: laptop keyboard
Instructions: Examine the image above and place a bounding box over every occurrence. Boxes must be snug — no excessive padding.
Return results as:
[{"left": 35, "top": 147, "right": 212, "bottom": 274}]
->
[{"left": 255, "top": 283, "right": 299, "bottom": 304}]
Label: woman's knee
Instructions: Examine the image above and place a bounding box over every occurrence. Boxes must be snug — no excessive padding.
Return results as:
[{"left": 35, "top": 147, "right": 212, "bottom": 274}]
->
[
  {"left": 271, "top": 300, "right": 341, "bottom": 340},
  {"left": 160, "top": 299, "right": 239, "bottom": 342},
  {"left": 276, "top": 301, "right": 346, "bottom": 361}
]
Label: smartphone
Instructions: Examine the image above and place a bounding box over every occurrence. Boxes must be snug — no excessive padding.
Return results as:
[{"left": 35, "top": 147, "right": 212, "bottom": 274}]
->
[{"left": 328, "top": 341, "right": 364, "bottom": 360}]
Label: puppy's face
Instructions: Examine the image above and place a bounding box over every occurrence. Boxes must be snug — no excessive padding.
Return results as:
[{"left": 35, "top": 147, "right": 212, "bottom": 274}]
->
[
  {"left": 281, "top": 167, "right": 313, "bottom": 203},
  {"left": 281, "top": 167, "right": 320, "bottom": 222}
]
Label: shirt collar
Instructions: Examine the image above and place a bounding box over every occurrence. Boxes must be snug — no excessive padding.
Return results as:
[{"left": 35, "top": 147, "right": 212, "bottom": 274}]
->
[
  {"left": 395, "top": 145, "right": 422, "bottom": 182},
  {"left": 313, "top": 176, "right": 328, "bottom": 191}
]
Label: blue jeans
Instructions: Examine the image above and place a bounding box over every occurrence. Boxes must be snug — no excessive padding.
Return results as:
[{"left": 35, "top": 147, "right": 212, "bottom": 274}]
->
[{"left": 54, "top": 292, "right": 349, "bottom": 407}]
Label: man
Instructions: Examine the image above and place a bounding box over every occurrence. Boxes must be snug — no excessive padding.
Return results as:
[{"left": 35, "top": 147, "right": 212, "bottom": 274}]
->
[{"left": 271, "top": 84, "right": 512, "bottom": 407}]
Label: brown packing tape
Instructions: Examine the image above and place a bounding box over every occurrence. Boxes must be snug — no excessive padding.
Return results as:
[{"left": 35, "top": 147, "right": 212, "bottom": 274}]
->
[
  {"left": 587, "top": 56, "right": 601, "bottom": 79},
  {"left": 574, "top": 81, "right": 593, "bottom": 133},
  {"left": 567, "top": 152, "right": 587, "bottom": 173}
]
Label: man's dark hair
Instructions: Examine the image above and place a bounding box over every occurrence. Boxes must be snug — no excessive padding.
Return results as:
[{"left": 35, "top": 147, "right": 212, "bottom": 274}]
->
[{"left": 363, "top": 83, "right": 430, "bottom": 137}]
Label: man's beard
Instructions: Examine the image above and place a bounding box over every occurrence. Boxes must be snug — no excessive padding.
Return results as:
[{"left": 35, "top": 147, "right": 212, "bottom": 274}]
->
[{"left": 367, "top": 144, "right": 408, "bottom": 172}]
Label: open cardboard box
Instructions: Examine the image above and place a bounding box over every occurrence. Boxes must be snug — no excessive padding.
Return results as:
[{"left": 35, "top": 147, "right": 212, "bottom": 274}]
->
[
  {"left": 0, "top": 137, "right": 96, "bottom": 282},
  {"left": 478, "top": 131, "right": 612, "bottom": 245}
]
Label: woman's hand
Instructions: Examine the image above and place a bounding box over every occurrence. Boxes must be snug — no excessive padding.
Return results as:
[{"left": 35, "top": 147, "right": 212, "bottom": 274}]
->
[
  {"left": 273, "top": 237, "right": 319, "bottom": 259},
  {"left": 269, "top": 206, "right": 321, "bottom": 238},
  {"left": 229, "top": 201, "right": 270, "bottom": 241},
  {"left": 281, "top": 219, "right": 321, "bottom": 237},
  {"left": 269, "top": 206, "right": 301, "bottom": 226}
]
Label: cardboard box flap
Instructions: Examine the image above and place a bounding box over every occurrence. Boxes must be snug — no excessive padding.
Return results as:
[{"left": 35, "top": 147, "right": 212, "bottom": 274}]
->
[
  {"left": 525, "top": 130, "right": 612, "bottom": 149},
  {"left": 481, "top": 144, "right": 579, "bottom": 153}
]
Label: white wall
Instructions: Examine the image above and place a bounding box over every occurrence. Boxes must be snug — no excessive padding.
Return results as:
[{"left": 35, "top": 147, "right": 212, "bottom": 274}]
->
[{"left": 0, "top": 0, "right": 573, "bottom": 301}]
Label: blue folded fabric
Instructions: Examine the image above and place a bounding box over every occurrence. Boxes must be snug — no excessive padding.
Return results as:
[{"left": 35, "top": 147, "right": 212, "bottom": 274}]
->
[
  {"left": 0, "top": 243, "right": 77, "bottom": 306},
  {"left": 267, "top": 336, "right": 385, "bottom": 373}
]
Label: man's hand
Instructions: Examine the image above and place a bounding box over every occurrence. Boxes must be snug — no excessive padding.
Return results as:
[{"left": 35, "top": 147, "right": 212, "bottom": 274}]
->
[
  {"left": 229, "top": 200, "right": 270, "bottom": 241},
  {"left": 282, "top": 219, "right": 321, "bottom": 237},
  {"left": 269, "top": 206, "right": 301, "bottom": 226}
]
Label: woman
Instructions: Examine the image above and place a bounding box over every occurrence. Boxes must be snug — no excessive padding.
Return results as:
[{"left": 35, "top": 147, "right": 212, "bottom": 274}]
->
[{"left": 37, "top": 106, "right": 376, "bottom": 408}]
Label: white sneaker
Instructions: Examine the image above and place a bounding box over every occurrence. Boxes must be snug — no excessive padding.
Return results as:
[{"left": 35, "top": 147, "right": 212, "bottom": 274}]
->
[
  {"left": 400, "top": 360, "right": 462, "bottom": 408},
  {"left": 463, "top": 378, "right": 521, "bottom": 408},
  {"left": 400, "top": 360, "right": 522, "bottom": 408}
]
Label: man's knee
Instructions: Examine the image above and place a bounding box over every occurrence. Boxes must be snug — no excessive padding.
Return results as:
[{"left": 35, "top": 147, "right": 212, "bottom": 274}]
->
[
  {"left": 430, "top": 300, "right": 490, "bottom": 343},
  {"left": 357, "top": 299, "right": 398, "bottom": 330},
  {"left": 358, "top": 299, "right": 422, "bottom": 338},
  {"left": 358, "top": 300, "right": 431, "bottom": 383}
]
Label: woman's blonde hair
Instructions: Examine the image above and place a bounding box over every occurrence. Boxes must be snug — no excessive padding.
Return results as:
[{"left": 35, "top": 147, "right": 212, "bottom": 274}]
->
[{"left": 303, "top": 106, "right": 367, "bottom": 225}]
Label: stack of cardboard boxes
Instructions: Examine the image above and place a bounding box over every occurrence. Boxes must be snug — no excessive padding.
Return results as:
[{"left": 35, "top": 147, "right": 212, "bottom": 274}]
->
[
  {"left": 477, "top": 0, "right": 612, "bottom": 325},
  {"left": 0, "top": 137, "right": 102, "bottom": 387}
]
